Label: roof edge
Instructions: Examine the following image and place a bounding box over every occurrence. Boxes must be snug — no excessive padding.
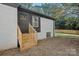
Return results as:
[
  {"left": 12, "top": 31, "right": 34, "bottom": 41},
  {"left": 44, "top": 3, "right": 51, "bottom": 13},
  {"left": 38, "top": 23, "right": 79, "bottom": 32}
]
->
[{"left": 18, "top": 6, "right": 55, "bottom": 20}]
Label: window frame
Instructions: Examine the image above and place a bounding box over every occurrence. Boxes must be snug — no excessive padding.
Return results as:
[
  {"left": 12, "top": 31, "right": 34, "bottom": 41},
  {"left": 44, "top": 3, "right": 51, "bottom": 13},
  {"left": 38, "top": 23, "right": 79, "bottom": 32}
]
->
[{"left": 32, "top": 16, "right": 39, "bottom": 27}]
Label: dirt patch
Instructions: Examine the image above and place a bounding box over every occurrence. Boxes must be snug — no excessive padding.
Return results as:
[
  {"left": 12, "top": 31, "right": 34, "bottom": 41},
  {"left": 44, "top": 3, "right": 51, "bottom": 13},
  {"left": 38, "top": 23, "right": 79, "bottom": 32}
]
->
[{"left": 0, "top": 37, "right": 79, "bottom": 56}]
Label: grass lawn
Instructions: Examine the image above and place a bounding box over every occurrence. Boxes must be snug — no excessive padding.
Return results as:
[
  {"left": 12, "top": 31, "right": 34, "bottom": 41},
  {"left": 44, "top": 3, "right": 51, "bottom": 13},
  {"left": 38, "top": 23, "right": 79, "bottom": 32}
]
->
[
  {"left": 55, "top": 29, "right": 79, "bottom": 35},
  {"left": 55, "top": 32, "right": 79, "bottom": 38}
]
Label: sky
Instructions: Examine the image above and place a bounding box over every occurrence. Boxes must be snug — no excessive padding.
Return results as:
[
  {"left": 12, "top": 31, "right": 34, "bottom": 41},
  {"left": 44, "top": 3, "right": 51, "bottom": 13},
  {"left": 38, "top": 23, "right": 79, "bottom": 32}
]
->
[{"left": 32, "top": 3, "right": 42, "bottom": 6}]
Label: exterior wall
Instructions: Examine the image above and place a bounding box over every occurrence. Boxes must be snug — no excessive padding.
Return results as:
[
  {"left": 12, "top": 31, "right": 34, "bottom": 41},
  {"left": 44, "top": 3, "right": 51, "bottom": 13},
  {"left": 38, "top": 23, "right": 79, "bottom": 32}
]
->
[
  {"left": 0, "top": 4, "right": 17, "bottom": 50},
  {"left": 37, "top": 17, "right": 54, "bottom": 40}
]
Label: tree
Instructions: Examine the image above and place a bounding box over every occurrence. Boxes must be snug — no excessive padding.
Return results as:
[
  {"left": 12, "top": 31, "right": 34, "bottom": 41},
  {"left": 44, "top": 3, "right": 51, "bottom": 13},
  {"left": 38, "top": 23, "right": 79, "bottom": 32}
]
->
[
  {"left": 18, "top": 3, "right": 79, "bottom": 30},
  {"left": 19, "top": 3, "right": 33, "bottom": 9}
]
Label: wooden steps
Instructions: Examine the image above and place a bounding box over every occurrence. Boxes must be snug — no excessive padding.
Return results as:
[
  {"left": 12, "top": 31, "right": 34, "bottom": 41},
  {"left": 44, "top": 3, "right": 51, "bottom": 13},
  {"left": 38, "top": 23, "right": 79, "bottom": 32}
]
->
[
  {"left": 17, "top": 24, "right": 37, "bottom": 52},
  {"left": 21, "top": 33, "right": 37, "bottom": 51}
]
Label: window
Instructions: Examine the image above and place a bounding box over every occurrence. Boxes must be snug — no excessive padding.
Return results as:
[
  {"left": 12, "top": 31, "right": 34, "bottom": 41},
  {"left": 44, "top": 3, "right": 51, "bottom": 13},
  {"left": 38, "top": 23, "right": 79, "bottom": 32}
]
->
[{"left": 32, "top": 16, "right": 39, "bottom": 27}]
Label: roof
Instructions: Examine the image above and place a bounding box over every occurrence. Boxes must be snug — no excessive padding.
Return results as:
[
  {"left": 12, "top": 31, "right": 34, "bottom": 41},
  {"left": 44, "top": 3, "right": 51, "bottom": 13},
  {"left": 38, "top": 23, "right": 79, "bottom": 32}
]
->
[
  {"left": 2, "top": 3, "right": 55, "bottom": 20},
  {"left": 18, "top": 7, "right": 54, "bottom": 20}
]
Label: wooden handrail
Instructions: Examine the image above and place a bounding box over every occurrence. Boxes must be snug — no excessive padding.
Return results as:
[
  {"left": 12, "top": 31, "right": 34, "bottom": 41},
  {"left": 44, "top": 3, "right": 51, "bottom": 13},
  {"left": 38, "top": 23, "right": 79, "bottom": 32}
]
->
[
  {"left": 17, "top": 26, "right": 22, "bottom": 50},
  {"left": 29, "top": 23, "right": 37, "bottom": 43},
  {"left": 29, "top": 24, "right": 37, "bottom": 33}
]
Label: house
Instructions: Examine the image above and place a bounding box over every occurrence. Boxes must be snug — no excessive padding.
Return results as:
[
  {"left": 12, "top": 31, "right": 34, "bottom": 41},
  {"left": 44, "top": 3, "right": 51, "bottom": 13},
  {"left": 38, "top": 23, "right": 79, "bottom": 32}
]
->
[{"left": 0, "top": 3, "right": 55, "bottom": 51}]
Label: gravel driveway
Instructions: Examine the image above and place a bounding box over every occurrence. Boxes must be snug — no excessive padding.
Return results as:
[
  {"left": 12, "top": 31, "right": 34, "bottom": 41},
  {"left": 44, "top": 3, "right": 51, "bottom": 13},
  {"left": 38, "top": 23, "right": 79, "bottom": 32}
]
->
[{"left": 0, "top": 37, "right": 79, "bottom": 56}]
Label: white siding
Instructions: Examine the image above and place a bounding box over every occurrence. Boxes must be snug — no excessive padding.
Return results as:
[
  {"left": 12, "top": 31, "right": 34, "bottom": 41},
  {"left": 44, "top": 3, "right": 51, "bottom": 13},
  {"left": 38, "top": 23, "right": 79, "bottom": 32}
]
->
[
  {"left": 37, "top": 17, "right": 54, "bottom": 40},
  {"left": 0, "top": 4, "right": 17, "bottom": 50}
]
